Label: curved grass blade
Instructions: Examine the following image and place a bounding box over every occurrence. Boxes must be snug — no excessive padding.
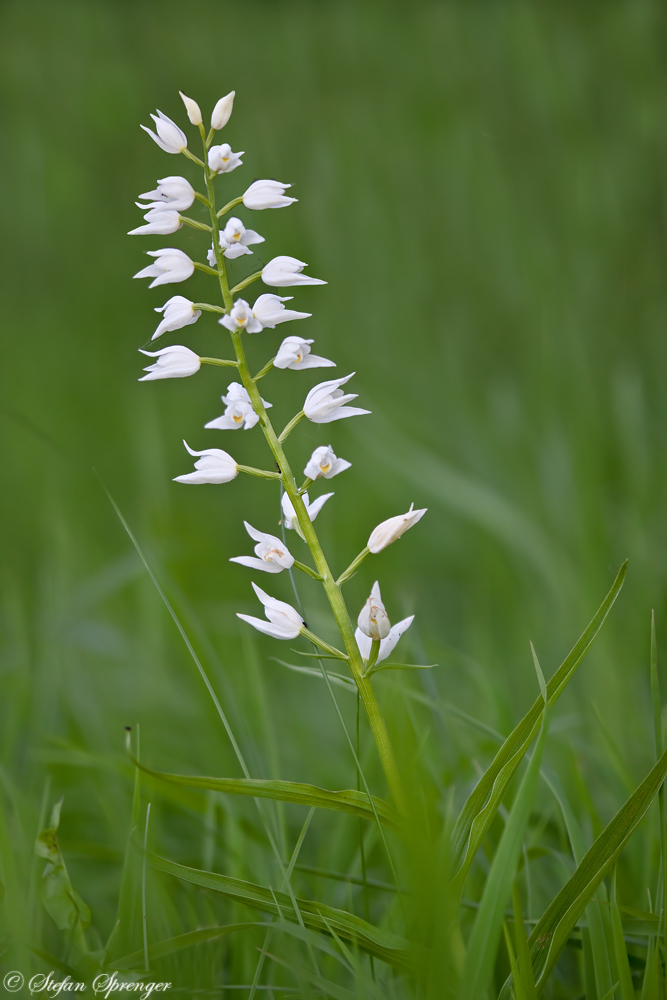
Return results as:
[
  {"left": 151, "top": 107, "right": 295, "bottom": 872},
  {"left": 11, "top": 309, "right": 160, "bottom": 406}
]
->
[
  {"left": 452, "top": 562, "right": 627, "bottom": 885},
  {"left": 147, "top": 850, "right": 412, "bottom": 972},
  {"left": 127, "top": 747, "right": 400, "bottom": 831},
  {"left": 499, "top": 745, "right": 667, "bottom": 997},
  {"left": 111, "top": 922, "right": 260, "bottom": 970}
]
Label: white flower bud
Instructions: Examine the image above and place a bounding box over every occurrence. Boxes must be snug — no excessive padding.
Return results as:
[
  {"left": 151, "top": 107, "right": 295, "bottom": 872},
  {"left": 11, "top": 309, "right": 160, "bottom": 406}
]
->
[
  {"left": 367, "top": 504, "right": 427, "bottom": 554},
  {"left": 261, "top": 256, "right": 326, "bottom": 287},
  {"left": 230, "top": 522, "right": 295, "bottom": 574},
  {"left": 357, "top": 581, "right": 391, "bottom": 640},
  {"left": 133, "top": 248, "right": 195, "bottom": 288},
  {"left": 211, "top": 91, "right": 235, "bottom": 130},
  {"left": 138, "top": 345, "right": 201, "bottom": 381},
  {"left": 173, "top": 441, "right": 238, "bottom": 485},
  {"left": 237, "top": 582, "right": 304, "bottom": 640},
  {"left": 152, "top": 296, "right": 201, "bottom": 340},
  {"left": 128, "top": 208, "right": 182, "bottom": 236},
  {"left": 138, "top": 176, "right": 195, "bottom": 212},
  {"left": 141, "top": 111, "right": 188, "bottom": 154},
  {"left": 243, "top": 179, "right": 297, "bottom": 210},
  {"left": 249, "top": 295, "right": 311, "bottom": 331},
  {"left": 303, "top": 374, "right": 370, "bottom": 424},
  {"left": 179, "top": 91, "right": 203, "bottom": 126}
]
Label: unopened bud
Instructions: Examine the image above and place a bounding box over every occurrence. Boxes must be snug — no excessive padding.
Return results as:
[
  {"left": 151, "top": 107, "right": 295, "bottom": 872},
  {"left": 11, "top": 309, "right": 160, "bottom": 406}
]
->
[
  {"left": 367, "top": 504, "right": 427, "bottom": 554},
  {"left": 211, "top": 91, "right": 235, "bottom": 130},
  {"left": 179, "top": 91, "right": 203, "bottom": 126},
  {"left": 357, "top": 581, "right": 391, "bottom": 640}
]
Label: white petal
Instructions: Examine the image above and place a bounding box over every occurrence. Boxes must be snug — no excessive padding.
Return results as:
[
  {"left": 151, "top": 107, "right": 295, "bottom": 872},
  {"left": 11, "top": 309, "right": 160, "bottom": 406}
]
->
[
  {"left": 237, "top": 613, "right": 295, "bottom": 639},
  {"left": 378, "top": 616, "right": 415, "bottom": 663},
  {"left": 355, "top": 628, "right": 372, "bottom": 661},
  {"left": 309, "top": 406, "right": 371, "bottom": 424},
  {"left": 230, "top": 557, "right": 283, "bottom": 573}
]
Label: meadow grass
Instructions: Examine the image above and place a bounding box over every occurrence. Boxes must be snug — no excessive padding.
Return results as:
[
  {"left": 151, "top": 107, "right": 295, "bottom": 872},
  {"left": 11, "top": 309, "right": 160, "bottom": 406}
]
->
[{"left": 1, "top": 0, "right": 667, "bottom": 995}]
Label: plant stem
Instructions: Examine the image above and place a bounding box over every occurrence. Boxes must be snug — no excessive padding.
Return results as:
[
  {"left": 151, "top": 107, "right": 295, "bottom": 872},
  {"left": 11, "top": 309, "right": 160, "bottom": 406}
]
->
[{"left": 200, "top": 135, "right": 405, "bottom": 812}]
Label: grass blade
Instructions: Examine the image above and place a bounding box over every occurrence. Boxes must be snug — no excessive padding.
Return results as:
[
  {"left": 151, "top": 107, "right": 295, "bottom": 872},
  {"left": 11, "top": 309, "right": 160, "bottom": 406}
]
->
[
  {"left": 147, "top": 850, "right": 412, "bottom": 971},
  {"left": 452, "top": 562, "right": 627, "bottom": 886},
  {"left": 500, "top": 745, "right": 667, "bottom": 997},
  {"left": 609, "top": 868, "right": 635, "bottom": 1000}
]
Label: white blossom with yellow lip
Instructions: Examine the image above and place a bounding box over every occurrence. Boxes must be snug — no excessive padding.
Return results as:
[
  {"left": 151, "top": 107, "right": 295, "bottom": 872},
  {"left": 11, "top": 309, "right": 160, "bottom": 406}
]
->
[
  {"left": 303, "top": 446, "right": 351, "bottom": 481},
  {"left": 303, "top": 373, "right": 370, "bottom": 424},
  {"left": 138, "top": 176, "right": 195, "bottom": 212},
  {"left": 207, "top": 218, "right": 264, "bottom": 263},
  {"left": 205, "top": 382, "right": 272, "bottom": 431},
  {"left": 281, "top": 491, "right": 333, "bottom": 531},
  {"left": 230, "top": 522, "right": 295, "bottom": 574},
  {"left": 274, "top": 336, "right": 335, "bottom": 371},
  {"left": 208, "top": 143, "right": 244, "bottom": 174}
]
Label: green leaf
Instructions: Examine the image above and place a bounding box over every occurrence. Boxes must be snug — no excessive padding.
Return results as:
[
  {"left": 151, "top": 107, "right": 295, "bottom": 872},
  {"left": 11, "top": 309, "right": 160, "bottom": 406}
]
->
[
  {"left": 127, "top": 750, "right": 400, "bottom": 831},
  {"left": 147, "top": 850, "right": 412, "bottom": 971},
  {"left": 512, "top": 884, "right": 538, "bottom": 1000},
  {"left": 366, "top": 662, "right": 437, "bottom": 675},
  {"left": 499, "top": 744, "right": 667, "bottom": 997},
  {"left": 461, "top": 698, "right": 550, "bottom": 999},
  {"left": 609, "top": 869, "right": 635, "bottom": 1000},
  {"left": 451, "top": 562, "right": 627, "bottom": 886},
  {"left": 35, "top": 799, "right": 91, "bottom": 950},
  {"left": 111, "top": 923, "right": 260, "bottom": 970},
  {"left": 272, "top": 658, "right": 356, "bottom": 690}
]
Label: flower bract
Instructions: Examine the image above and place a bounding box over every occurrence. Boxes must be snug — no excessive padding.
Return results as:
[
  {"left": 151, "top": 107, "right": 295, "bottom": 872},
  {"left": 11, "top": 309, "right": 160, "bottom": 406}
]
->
[
  {"left": 367, "top": 504, "right": 428, "bottom": 553},
  {"left": 303, "top": 374, "right": 370, "bottom": 424},
  {"left": 139, "top": 345, "right": 201, "bottom": 380},
  {"left": 230, "top": 522, "right": 295, "bottom": 574},
  {"left": 303, "top": 446, "right": 351, "bottom": 481},
  {"left": 173, "top": 441, "right": 238, "bottom": 484},
  {"left": 237, "top": 582, "right": 304, "bottom": 640},
  {"left": 243, "top": 180, "right": 297, "bottom": 210},
  {"left": 274, "top": 337, "right": 335, "bottom": 371},
  {"left": 208, "top": 144, "right": 244, "bottom": 174},
  {"left": 261, "top": 256, "right": 326, "bottom": 287},
  {"left": 141, "top": 110, "right": 188, "bottom": 154},
  {"left": 133, "top": 248, "right": 195, "bottom": 288},
  {"left": 138, "top": 176, "right": 195, "bottom": 212},
  {"left": 152, "top": 296, "right": 201, "bottom": 340}
]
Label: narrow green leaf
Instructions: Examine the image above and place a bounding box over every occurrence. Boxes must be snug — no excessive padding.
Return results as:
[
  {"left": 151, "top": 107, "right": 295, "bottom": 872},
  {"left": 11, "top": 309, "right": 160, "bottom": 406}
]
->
[
  {"left": 147, "top": 850, "right": 412, "bottom": 971},
  {"left": 512, "top": 884, "right": 538, "bottom": 1000},
  {"left": 641, "top": 938, "right": 659, "bottom": 1000},
  {"left": 609, "top": 869, "right": 635, "bottom": 1000},
  {"left": 462, "top": 701, "right": 550, "bottom": 999},
  {"left": 127, "top": 751, "right": 400, "bottom": 831},
  {"left": 367, "top": 662, "right": 437, "bottom": 675},
  {"left": 111, "top": 923, "right": 260, "bottom": 970},
  {"left": 272, "top": 658, "right": 356, "bottom": 690},
  {"left": 499, "top": 744, "right": 667, "bottom": 997},
  {"left": 452, "top": 562, "right": 627, "bottom": 884}
]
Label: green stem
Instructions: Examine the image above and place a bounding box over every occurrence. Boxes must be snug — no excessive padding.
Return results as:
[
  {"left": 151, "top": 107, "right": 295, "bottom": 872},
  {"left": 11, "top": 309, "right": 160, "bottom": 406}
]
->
[
  {"left": 200, "top": 357, "right": 239, "bottom": 368},
  {"left": 198, "top": 132, "right": 405, "bottom": 812},
  {"left": 193, "top": 303, "right": 226, "bottom": 314},
  {"left": 182, "top": 148, "right": 206, "bottom": 168},
  {"left": 217, "top": 196, "right": 244, "bottom": 218},
  {"left": 293, "top": 559, "right": 324, "bottom": 582},
  {"left": 193, "top": 262, "right": 221, "bottom": 276},
  {"left": 278, "top": 411, "right": 305, "bottom": 444},
  {"left": 181, "top": 216, "right": 211, "bottom": 232},
  {"left": 230, "top": 271, "right": 263, "bottom": 295},
  {"left": 336, "top": 547, "right": 371, "bottom": 586},
  {"left": 301, "top": 628, "right": 348, "bottom": 661},
  {"left": 237, "top": 465, "right": 281, "bottom": 480},
  {"left": 252, "top": 358, "right": 275, "bottom": 382}
]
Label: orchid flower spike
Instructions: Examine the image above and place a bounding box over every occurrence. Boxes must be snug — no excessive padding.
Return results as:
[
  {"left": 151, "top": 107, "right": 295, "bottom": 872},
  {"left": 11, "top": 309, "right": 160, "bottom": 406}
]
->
[
  {"left": 250, "top": 294, "right": 311, "bottom": 330},
  {"left": 207, "top": 218, "right": 264, "bottom": 263},
  {"left": 141, "top": 110, "right": 188, "bottom": 154},
  {"left": 179, "top": 91, "right": 202, "bottom": 126},
  {"left": 133, "top": 248, "right": 194, "bottom": 288},
  {"left": 281, "top": 491, "right": 333, "bottom": 532},
  {"left": 304, "top": 446, "right": 351, "bottom": 481},
  {"left": 262, "top": 256, "right": 326, "bottom": 287},
  {"left": 208, "top": 143, "right": 244, "bottom": 175},
  {"left": 152, "top": 296, "right": 201, "bottom": 340},
  {"left": 230, "top": 522, "right": 295, "bottom": 574},
  {"left": 173, "top": 441, "right": 238, "bottom": 484},
  {"left": 139, "top": 345, "right": 200, "bottom": 380},
  {"left": 303, "top": 374, "right": 371, "bottom": 424},
  {"left": 205, "top": 381, "right": 271, "bottom": 431},
  {"left": 242, "top": 180, "right": 297, "bottom": 210},
  {"left": 355, "top": 601, "right": 415, "bottom": 665},
  {"left": 274, "top": 336, "right": 335, "bottom": 371},
  {"left": 211, "top": 91, "right": 235, "bottom": 130},
  {"left": 237, "top": 582, "right": 304, "bottom": 640},
  {"left": 137, "top": 176, "right": 195, "bottom": 212},
  {"left": 128, "top": 208, "right": 182, "bottom": 236},
  {"left": 368, "top": 503, "right": 428, "bottom": 554},
  {"left": 357, "top": 581, "right": 391, "bottom": 640}
]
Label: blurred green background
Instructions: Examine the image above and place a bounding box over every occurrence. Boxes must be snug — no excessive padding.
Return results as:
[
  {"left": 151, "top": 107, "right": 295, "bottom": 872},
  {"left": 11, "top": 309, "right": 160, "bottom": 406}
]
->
[{"left": 1, "top": 0, "right": 666, "bottom": 989}]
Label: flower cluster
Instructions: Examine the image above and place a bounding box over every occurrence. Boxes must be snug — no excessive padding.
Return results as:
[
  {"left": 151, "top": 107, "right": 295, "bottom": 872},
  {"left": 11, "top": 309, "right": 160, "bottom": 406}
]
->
[{"left": 129, "top": 89, "right": 428, "bottom": 799}]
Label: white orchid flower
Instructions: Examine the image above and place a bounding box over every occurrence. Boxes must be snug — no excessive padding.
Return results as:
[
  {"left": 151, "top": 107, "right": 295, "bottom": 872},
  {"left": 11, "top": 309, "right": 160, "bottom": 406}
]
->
[
  {"left": 304, "top": 446, "right": 351, "bottom": 481},
  {"left": 179, "top": 91, "right": 202, "bottom": 126},
  {"left": 357, "top": 581, "right": 391, "bottom": 640},
  {"left": 173, "top": 441, "right": 238, "bottom": 484},
  {"left": 137, "top": 176, "right": 195, "bottom": 212},
  {"left": 205, "top": 382, "right": 271, "bottom": 431},
  {"left": 138, "top": 345, "right": 200, "bottom": 380},
  {"left": 152, "top": 296, "right": 201, "bottom": 340},
  {"left": 262, "top": 256, "right": 326, "bottom": 287},
  {"left": 237, "top": 582, "right": 304, "bottom": 640},
  {"left": 274, "top": 336, "right": 335, "bottom": 371},
  {"left": 230, "top": 522, "right": 294, "bottom": 574},
  {"left": 219, "top": 299, "right": 261, "bottom": 333},
  {"left": 128, "top": 208, "right": 182, "bottom": 236},
  {"left": 243, "top": 179, "right": 297, "bottom": 210},
  {"left": 355, "top": 614, "right": 415, "bottom": 665},
  {"left": 208, "top": 143, "right": 244, "bottom": 174},
  {"left": 367, "top": 504, "right": 428, "bottom": 554},
  {"left": 141, "top": 110, "right": 188, "bottom": 154},
  {"left": 303, "top": 374, "right": 370, "bottom": 424},
  {"left": 133, "top": 248, "right": 194, "bottom": 288},
  {"left": 207, "top": 218, "right": 264, "bottom": 263},
  {"left": 281, "top": 491, "right": 333, "bottom": 531},
  {"left": 211, "top": 91, "right": 235, "bottom": 130},
  {"left": 250, "top": 294, "right": 311, "bottom": 330}
]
